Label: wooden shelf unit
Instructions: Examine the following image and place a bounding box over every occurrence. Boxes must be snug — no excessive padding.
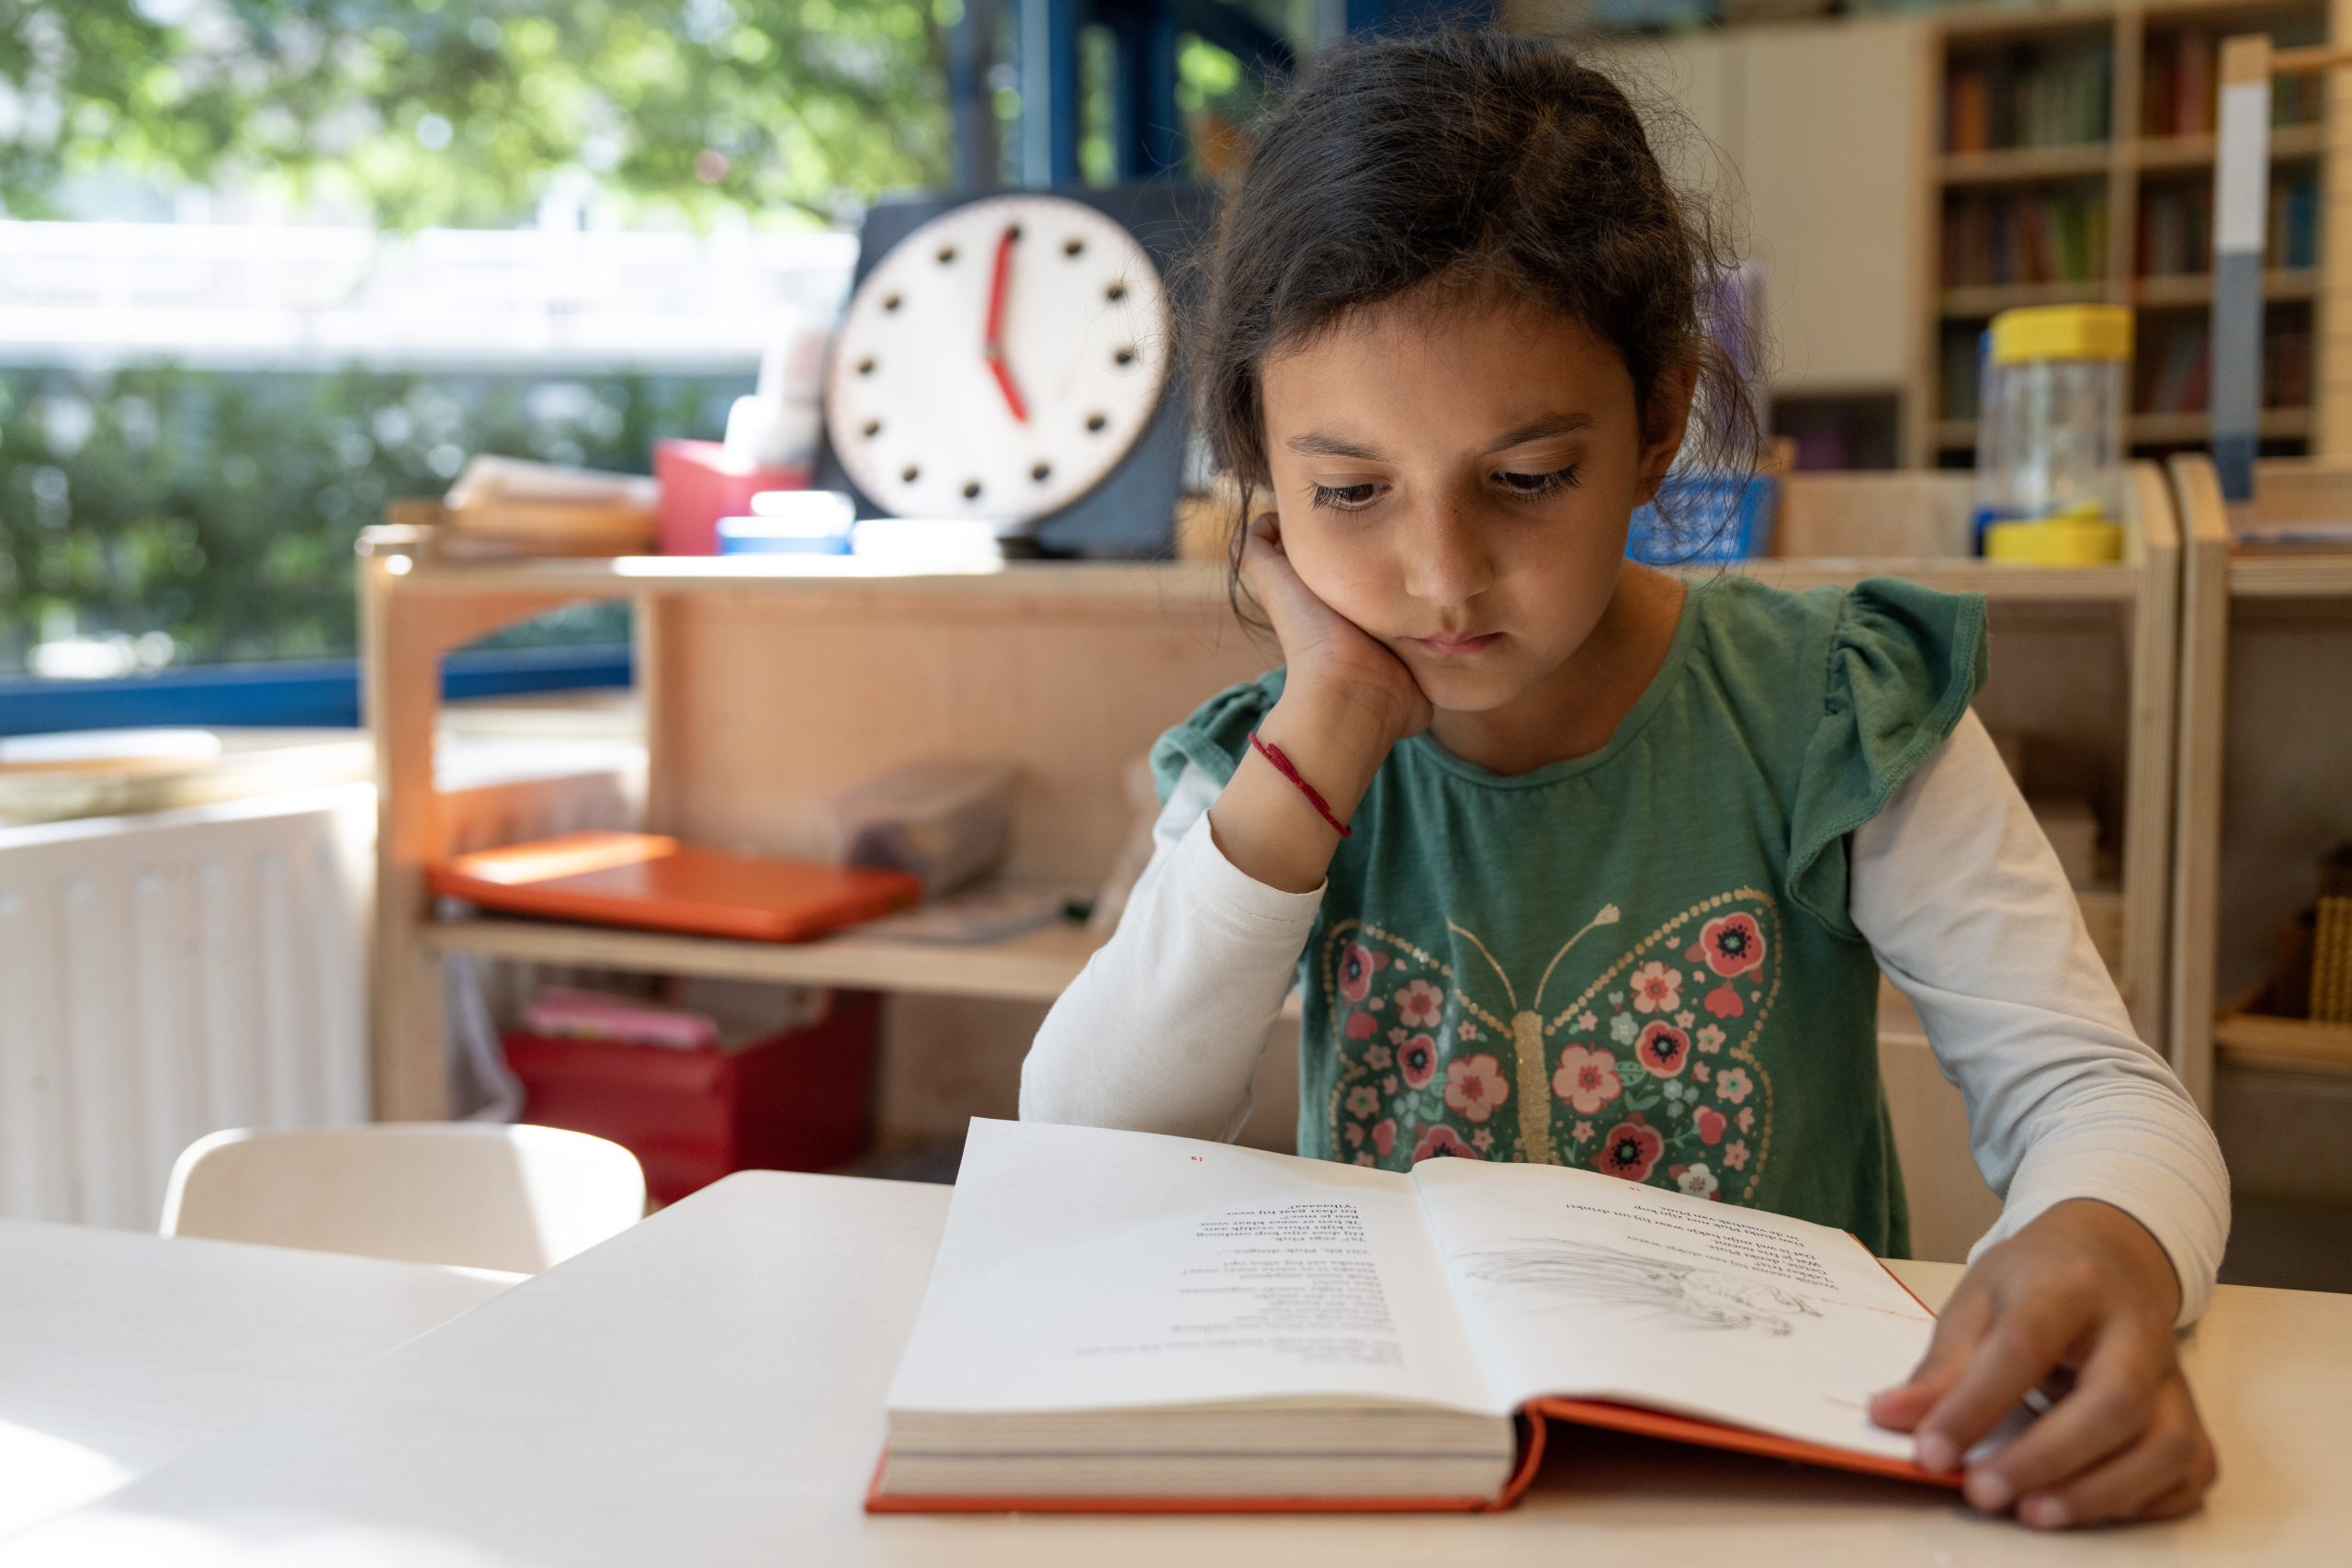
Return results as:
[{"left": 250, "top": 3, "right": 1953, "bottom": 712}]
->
[
  {"left": 363, "top": 472, "right": 2184, "bottom": 1167},
  {"left": 361, "top": 471, "right": 2183, "bottom": 1256},
  {"left": 362, "top": 536, "right": 1281, "bottom": 1123},
  {"left": 2166, "top": 454, "right": 2352, "bottom": 1115},
  {"left": 1916, "top": 0, "right": 2339, "bottom": 467}
]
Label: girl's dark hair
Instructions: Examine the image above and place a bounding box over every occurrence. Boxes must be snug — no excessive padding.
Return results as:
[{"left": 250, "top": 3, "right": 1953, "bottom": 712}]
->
[{"left": 1186, "top": 29, "right": 1761, "bottom": 591}]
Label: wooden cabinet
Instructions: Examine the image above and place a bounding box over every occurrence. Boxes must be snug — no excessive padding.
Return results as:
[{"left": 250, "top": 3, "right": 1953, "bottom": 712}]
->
[
  {"left": 1739, "top": 20, "right": 1934, "bottom": 396},
  {"left": 1576, "top": 18, "right": 1932, "bottom": 405}
]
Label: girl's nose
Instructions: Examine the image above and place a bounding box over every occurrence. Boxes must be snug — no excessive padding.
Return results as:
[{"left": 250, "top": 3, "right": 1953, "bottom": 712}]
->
[{"left": 1399, "top": 500, "right": 1494, "bottom": 608}]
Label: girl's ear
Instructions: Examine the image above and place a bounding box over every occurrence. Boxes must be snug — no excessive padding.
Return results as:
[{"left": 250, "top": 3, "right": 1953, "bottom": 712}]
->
[{"left": 1634, "top": 365, "right": 1699, "bottom": 508}]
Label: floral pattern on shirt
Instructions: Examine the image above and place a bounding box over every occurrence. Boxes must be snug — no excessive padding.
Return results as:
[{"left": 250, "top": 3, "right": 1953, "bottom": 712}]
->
[{"left": 1321, "top": 889, "right": 1785, "bottom": 1206}]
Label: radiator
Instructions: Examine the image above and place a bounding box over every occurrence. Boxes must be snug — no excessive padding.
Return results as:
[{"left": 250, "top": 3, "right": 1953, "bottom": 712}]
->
[
  {"left": 0, "top": 785, "right": 374, "bottom": 1230},
  {"left": 0, "top": 759, "right": 637, "bottom": 1231}
]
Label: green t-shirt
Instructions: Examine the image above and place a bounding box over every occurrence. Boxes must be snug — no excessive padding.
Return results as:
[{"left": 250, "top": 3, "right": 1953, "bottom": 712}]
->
[{"left": 1150, "top": 574, "right": 1987, "bottom": 1258}]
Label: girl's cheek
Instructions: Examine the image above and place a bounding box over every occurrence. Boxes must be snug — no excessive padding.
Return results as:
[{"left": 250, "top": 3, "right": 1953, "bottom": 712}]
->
[{"left": 1296, "top": 538, "right": 1400, "bottom": 625}]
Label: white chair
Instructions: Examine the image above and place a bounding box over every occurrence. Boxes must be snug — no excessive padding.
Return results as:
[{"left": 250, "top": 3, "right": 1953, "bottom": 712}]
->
[{"left": 161, "top": 1123, "right": 647, "bottom": 1275}]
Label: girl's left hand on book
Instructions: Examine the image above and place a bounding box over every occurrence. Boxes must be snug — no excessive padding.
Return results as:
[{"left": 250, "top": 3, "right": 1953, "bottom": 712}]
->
[{"left": 1864, "top": 1198, "right": 2215, "bottom": 1529}]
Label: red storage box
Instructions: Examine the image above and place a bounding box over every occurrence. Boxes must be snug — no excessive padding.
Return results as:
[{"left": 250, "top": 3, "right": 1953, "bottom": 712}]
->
[
  {"left": 503, "top": 989, "right": 879, "bottom": 1205},
  {"left": 653, "top": 437, "right": 808, "bottom": 556}
]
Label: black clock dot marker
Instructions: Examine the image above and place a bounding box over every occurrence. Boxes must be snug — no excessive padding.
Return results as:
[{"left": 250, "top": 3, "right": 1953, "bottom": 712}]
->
[
  {"left": 1105, "top": 280, "right": 1126, "bottom": 301},
  {"left": 1086, "top": 412, "right": 1107, "bottom": 434},
  {"left": 963, "top": 479, "right": 983, "bottom": 500},
  {"left": 883, "top": 292, "right": 901, "bottom": 312},
  {"left": 1032, "top": 462, "right": 1052, "bottom": 482},
  {"left": 1114, "top": 345, "right": 1136, "bottom": 367},
  {"left": 857, "top": 356, "right": 876, "bottom": 376},
  {"left": 936, "top": 244, "right": 957, "bottom": 265},
  {"left": 1064, "top": 237, "right": 1085, "bottom": 257},
  {"left": 901, "top": 464, "right": 920, "bottom": 483},
  {"left": 862, "top": 419, "right": 882, "bottom": 439}
]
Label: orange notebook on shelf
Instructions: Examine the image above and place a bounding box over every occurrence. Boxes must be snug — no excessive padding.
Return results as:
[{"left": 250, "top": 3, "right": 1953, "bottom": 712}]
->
[
  {"left": 427, "top": 831, "right": 920, "bottom": 943},
  {"left": 867, "top": 1120, "right": 1973, "bottom": 1514}
]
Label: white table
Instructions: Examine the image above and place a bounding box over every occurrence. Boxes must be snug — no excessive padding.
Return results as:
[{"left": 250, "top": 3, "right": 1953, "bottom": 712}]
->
[
  {"left": 0, "top": 1220, "right": 509, "bottom": 1540},
  {"left": 4, "top": 1172, "right": 2346, "bottom": 1564}
]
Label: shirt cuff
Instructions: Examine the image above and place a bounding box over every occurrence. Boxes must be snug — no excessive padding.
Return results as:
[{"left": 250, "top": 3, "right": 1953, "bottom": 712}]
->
[{"left": 1971, "top": 1149, "right": 2228, "bottom": 1329}]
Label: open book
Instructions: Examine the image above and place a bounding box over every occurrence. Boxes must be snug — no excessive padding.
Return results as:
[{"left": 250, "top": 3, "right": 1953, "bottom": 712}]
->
[{"left": 870, "top": 1118, "right": 1967, "bottom": 1512}]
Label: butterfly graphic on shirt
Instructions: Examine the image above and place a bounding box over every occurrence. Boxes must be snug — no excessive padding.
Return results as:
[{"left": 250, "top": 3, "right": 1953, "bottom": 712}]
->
[{"left": 1318, "top": 889, "right": 1783, "bottom": 1204}]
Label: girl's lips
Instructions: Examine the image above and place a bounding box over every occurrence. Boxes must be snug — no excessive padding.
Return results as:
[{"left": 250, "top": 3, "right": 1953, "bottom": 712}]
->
[{"left": 1409, "top": 631, "right": 1502, "bottom": 657}]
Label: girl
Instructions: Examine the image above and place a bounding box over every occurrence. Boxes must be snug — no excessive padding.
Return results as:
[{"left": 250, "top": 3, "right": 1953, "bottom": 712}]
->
[{"left": 1022, "top": 31, "right": 2225, "bottom": 1529}]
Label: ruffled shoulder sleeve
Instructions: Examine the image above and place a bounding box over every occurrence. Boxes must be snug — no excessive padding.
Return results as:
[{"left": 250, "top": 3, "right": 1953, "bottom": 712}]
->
[
  {"left": 1148, "top": 668, "right": 1289, "bottom": 802},
  {"left": 1788, "top": 576, "right": 1988, "bottom": 935}
]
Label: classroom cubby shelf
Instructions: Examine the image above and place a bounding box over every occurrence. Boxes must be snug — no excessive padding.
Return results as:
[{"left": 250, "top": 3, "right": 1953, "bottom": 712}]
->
[{"left": 2165, "top": 454, "right": 2352, "bottom": 1111}]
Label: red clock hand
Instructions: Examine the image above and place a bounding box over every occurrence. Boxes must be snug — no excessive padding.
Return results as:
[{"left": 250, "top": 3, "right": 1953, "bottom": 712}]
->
[
  {"left": 988, "top": 357, "right": 1029, "bottom": 425},
  {"left": 984, "top": 225, "right": 1028, "bottom": 424}
]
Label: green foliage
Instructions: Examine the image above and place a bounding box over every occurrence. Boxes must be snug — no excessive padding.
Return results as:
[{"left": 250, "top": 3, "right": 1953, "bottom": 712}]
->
[
  {"left": 0, "top": 0, "right": 953, "bottom": 227},
  {"left": 0, "top": 365, "right": 742, "bottom": 670}
]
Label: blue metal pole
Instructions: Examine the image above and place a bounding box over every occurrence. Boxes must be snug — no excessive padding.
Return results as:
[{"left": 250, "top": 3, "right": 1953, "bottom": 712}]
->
[
  {"left": 1019, "top": 0, "right": 1083, "bottom": 186},
  {"left": 947, "top": 0, "right": 990, "bottom": 193}
]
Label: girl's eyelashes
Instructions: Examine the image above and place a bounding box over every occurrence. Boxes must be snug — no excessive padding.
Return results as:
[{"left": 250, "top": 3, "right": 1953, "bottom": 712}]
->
[
  {"left": 1305, "top": 465, "right": 1580, "bottom": 512},
  {"left": 1494, "top": 463, "right": 1581, "bottom": 498},
  {"left": 1309, "top": 480, "right": 1384, "bottom": 512}
]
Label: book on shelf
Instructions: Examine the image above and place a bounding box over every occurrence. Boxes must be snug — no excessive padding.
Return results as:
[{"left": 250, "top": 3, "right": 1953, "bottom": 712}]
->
[
  {"left": 2141, "top": 28, "right": 2215, "bottom": 139},
  {"left": 2137, "top": 183, "right": 2212, "bottom": 279},
  {"left": 2138, "top": 173, "right": 2317, "bottom": 276},
  {"left": 2132, "top": 310, "right": 2313, "bottom": 418},
  {"left": 2141, "top": 28, "right": 2326, "bottom": 138},
  {"left": 1945, "top": 42, "right": 2109, "bottom": 154},
  {"left": 869, "top": 1118, "right": 1986, "bottom": 1513},
  {"left": 1943, "top": 189, "right": 2106, "bottom": 288}
]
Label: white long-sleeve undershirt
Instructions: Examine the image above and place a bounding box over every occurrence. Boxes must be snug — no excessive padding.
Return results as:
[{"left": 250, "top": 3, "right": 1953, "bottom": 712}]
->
[{"left": 1019, "top": 707, "right": 2229, "bottom": 1325}]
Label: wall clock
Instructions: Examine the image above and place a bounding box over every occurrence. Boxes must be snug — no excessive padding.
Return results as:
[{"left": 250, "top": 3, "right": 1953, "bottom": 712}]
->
[{"left": 815, "top": 184, "right": 1213, "bottom": 557}]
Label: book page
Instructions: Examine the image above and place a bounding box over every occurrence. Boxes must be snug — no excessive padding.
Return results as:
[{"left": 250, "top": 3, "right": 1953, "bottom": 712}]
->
[
  {"left": 886, "top": 1120, "right": 1502, "bottom": 1416},
  {"left": 1412, "top": 1158, "right": 1935, "bottom": 1460}
]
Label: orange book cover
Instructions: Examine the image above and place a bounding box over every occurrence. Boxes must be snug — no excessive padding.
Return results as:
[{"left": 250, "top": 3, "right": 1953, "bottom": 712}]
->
[{"left": 427, "top": 831, "right": 920, "bottom": 943}]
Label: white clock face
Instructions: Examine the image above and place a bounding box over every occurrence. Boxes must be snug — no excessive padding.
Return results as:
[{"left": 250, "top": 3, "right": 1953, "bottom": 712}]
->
[{"left": 824, "top": 193, "right": 1171, "bottom": 525}]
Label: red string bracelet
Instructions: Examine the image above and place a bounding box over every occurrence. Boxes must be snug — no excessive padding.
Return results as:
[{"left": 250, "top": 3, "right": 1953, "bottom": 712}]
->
[{"left": 1248, "top": 731, "right": 1352, "bottom": 839}]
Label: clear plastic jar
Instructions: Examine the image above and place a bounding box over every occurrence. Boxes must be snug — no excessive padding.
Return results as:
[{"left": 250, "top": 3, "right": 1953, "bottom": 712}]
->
[{"left": 1974, "top": 305, "right": 2132, "bottom": 563}]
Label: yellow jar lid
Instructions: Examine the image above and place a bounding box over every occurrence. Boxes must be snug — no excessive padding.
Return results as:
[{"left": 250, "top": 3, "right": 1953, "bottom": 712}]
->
[
  {"left": 1984, "top": 515, "right": 2125, "bottom": 564},
  {"left": 1989, "top": 305, "right": 2133, "bottom": 365}
]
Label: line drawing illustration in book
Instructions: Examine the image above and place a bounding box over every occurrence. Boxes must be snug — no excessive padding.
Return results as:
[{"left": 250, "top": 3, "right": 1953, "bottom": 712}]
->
[{"left": 1456, "top": 1239, "right": 1824, "bottom": 1337}]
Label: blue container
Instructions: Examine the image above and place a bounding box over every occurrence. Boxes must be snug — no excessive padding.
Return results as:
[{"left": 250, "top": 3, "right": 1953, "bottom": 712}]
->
[
  {"left": 1624, "top": 472, "right": 1777, "bottom": 566},
  {"left": 716, "top": 516, "right": 854, "bottom": 555}
]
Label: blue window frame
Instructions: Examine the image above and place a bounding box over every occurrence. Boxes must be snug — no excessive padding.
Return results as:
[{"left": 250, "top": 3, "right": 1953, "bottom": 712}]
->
[{"left": 0, "top": 645, "right": 630, "bottom": 738}]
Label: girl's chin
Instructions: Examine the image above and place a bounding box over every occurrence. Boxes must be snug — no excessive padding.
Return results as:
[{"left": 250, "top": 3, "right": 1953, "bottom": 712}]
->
[{"left": 1406, "top": 660, "right": 1528, "bottom": 715}]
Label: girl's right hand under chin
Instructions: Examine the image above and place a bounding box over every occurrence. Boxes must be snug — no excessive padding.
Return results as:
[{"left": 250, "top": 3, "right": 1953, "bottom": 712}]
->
[{"left": 1238, "top": 511, "right": 1433, "bottom": 750}]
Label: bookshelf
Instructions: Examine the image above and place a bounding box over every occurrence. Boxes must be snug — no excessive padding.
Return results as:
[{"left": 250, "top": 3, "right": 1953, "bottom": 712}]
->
[
  {"left": 2165, "top": 454, "right": 2352, "bottom": 1215},
  {"left": 1915, "top": 0, "right": 2337, "bottom": 468}
]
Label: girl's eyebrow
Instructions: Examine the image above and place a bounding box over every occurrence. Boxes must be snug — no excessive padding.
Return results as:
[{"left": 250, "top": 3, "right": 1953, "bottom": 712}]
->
[
  {"left": 1485, "top": 414, "right": 1593, "bottom": 451},
  {"left": 1283, "top": 414, "right": 1594, "bottom": 462},
  {"left": 1285, "top": 431, "right": 1384, "bottom": 460}
]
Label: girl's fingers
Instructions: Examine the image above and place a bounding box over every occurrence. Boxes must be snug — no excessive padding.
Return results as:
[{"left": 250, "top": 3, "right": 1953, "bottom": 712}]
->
[
  {"left": 1868, "top": 1284, "right": 1991, "bottom": 1445},
  {"left": 1958, "top": 1322, "right": 2164, "bottom": 1512},
  {"left": 1911, "top": 1300, "right": 2086, "bottom": 1474},
  {"left": 2008, "top": 1380, "right": 2211, "bottom": 1529},
  {"left": 1237, "top": 514, "right": 1321, "bottom": 633}
]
